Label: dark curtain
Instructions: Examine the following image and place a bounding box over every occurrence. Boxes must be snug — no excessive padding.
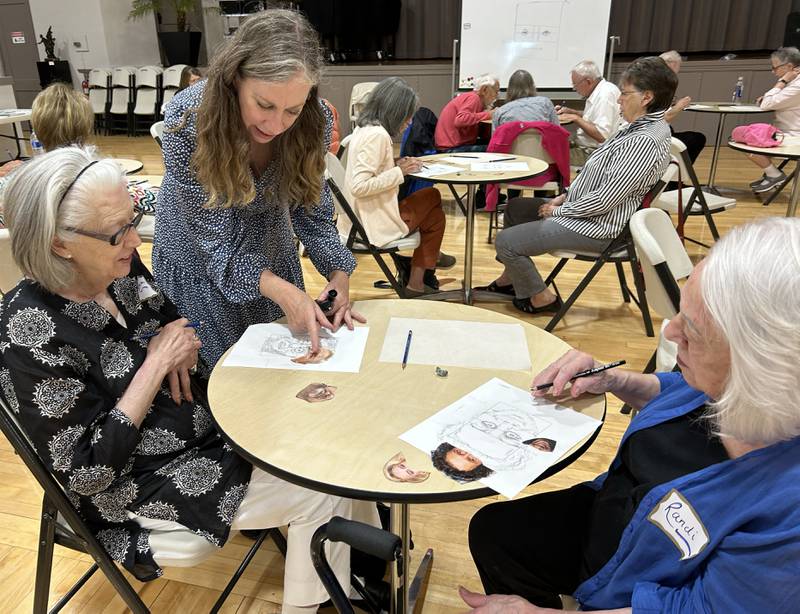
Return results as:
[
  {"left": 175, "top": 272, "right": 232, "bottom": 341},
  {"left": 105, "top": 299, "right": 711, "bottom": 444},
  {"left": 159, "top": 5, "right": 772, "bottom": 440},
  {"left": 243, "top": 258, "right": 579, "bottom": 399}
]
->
[
  {"left": 394, "top": 0, "right": 461, "bottom": 59},
  {"left": 610, "top": 0, "right": 794, "bottom": 53}
]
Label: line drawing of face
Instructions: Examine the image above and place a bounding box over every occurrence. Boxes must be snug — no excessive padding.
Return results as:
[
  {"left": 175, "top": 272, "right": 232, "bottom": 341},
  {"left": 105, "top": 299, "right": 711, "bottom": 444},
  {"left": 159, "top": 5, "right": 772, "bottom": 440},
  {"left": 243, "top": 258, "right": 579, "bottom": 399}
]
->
[
  {"left": 383, "top": 453, "right": 430, "bottom": 483},
  {"left": 261, "top": 334, "right": 337, "bottom": 359},
  {"left": 296, "top": 383, "right": 337, "bottom": 403}
]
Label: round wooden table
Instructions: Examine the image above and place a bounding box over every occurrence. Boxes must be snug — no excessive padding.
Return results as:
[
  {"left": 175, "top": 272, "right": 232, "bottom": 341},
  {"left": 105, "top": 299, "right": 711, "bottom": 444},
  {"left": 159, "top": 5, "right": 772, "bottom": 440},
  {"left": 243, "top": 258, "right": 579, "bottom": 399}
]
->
[
  {"left": 728, "top": 136, "right": 800, "bottom": 216},
  {"left": 113, "top": 157, "right": 144, "bottom": 174},
  {"left": 207, "top": 299, "right": 605, "bottom": 613},
  {"left": 411, "top": 153, "right": 548, "bottom": 304},
  {"left": 685, "top": 102, "right": 770, "bottom": 192}
]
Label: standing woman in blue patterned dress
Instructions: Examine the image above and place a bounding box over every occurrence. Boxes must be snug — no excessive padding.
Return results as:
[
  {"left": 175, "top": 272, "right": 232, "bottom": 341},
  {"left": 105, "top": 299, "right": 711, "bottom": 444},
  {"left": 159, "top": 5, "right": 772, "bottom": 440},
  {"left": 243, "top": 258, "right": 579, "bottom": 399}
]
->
[{"left": 153, "top": 9, "right": 363, "bottom": 368}]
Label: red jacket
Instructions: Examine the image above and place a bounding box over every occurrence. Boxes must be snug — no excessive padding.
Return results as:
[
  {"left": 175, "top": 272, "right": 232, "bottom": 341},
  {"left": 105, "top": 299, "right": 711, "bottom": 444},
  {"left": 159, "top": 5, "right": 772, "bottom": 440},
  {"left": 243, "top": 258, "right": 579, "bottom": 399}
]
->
[
  {"left": 434, "top": 91, "right": 491, "bottom": 149},
  {"left": 485, "top": 121, "right": 571, "bottom": 211}
]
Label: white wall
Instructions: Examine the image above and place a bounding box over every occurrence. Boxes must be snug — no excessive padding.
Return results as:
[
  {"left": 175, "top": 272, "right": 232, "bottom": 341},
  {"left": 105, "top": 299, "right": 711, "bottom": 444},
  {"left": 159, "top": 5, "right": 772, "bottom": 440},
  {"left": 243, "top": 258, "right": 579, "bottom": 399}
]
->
[{"left": 28, "top": 0, "right": 160, "bottom": 87}]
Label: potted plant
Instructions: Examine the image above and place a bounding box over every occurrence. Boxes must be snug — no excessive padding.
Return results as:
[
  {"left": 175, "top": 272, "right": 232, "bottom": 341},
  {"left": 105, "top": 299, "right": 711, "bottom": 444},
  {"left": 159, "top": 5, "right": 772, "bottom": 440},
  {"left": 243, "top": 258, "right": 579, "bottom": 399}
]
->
[{"left": 129, "top": 0, "right": 205, "bottom": 66}]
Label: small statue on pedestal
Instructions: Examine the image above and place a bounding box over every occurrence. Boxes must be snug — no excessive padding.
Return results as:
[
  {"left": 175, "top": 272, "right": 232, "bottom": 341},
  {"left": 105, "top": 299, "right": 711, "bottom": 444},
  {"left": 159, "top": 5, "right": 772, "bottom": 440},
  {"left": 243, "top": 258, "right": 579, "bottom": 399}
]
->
[{"left": 38, "top": 26, "right": 59, "bottom": 61}]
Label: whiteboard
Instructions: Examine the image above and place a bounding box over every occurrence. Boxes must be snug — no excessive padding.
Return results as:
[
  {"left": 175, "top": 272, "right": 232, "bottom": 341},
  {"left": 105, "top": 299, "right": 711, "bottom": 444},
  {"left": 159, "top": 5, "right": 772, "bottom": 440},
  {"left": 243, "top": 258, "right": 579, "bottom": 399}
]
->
[{"left": 459, "top": 0, "right": 613, "bottom": 90}]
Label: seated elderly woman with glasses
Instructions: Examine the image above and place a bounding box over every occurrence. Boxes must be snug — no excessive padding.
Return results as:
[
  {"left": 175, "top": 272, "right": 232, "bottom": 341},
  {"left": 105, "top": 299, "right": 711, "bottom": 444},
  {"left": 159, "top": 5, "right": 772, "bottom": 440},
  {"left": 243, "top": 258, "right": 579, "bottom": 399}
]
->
[
  {"left": 0, "top": 146, "right": 377, "bottom": 614},
  {"left": 463, "top": 217, "right": 800, "bottom": 613}
]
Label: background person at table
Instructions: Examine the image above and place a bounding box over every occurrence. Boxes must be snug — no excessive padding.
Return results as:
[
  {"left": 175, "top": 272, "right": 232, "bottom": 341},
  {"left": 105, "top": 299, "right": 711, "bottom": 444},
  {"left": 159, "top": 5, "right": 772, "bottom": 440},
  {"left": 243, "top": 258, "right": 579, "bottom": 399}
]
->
[
  {"left": 464, "top": 217, "right": 800, "bottom": 613},
  {"left": 434, "top": 73, "right": 499, "bottom": 152},
  {"left": 659, "top": 50, "right": 706, "bottom": 163},
  {"left": 478, "top": 57, "right": 675, "bottom": 315},
  {"left": 153, "top": 9, "right": 363, "bottom": 370},
  {"left": 492, "top": 69, "right": 559, "bottom": 131},
  {"left": 746, "top": 46, "right": 800, "bottom": 193},
  {"left": 343, "top": 77, "right": 454, "bottom": 296},
  {"left": 556, "top": 60, "right": 621, "bottom": 166},
  {"left": 0, "top": 147, "right": 378, "bottom": 614}
]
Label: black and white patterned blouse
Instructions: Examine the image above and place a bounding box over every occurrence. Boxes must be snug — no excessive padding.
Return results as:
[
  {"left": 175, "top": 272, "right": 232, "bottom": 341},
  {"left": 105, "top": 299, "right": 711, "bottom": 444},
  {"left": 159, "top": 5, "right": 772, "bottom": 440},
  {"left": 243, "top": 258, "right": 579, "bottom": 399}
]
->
[
  {"left": 152, "top": 81, "right": 357, "bottom": 368},
  {"left": 0, "top": 256, "right": 252, "bottom": 581},
  {"left": 551, "top": 110, "right": 671, "bottom": 240}
]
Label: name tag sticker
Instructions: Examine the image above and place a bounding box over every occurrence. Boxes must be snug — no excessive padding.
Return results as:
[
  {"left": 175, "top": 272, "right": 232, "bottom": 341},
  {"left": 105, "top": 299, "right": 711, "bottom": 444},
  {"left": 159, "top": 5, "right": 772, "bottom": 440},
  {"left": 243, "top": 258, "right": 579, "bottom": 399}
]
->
[
  {"left": 648, "top": 489, "right": 709, "bottom": 560},
  {"left": 136, "top": 276, "right": 157, "bottom": 300}
]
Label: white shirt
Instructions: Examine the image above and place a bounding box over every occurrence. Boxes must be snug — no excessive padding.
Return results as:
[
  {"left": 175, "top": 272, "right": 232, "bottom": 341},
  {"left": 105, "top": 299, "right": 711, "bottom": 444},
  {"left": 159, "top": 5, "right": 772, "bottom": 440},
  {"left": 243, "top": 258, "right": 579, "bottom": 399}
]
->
[
  {"left": 760, "top": 75, "right": 800, "bottom": 136},
  {"left": 577, "top": 78, "right": 622, "bottom": 148}
]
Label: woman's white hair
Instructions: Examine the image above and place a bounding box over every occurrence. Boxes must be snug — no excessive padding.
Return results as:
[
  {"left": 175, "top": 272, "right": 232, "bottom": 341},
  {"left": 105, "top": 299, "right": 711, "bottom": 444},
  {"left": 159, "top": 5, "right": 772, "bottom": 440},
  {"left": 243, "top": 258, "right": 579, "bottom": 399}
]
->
[
  {"left": 571, "top": 60, "right": 602, "bottom": 80},
  {"left": 473, "top": 73, "right": 499, "bottom": 91},
  {"left": 701, "top": 217, "right": 800, "bottom": 445},
  {"left": 1, "top": 145, "right": 127, "bottom": 293},
  {"left": 659, "top": 50, "right": 682, "bottom": 66}
]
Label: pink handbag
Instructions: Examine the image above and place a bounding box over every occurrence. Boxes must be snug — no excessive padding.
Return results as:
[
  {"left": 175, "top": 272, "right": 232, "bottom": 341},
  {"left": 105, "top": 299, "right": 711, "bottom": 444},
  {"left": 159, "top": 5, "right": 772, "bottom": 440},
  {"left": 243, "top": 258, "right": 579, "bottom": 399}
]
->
[{"left": 731, "top": 123, "right": 784, "bottom": 147}]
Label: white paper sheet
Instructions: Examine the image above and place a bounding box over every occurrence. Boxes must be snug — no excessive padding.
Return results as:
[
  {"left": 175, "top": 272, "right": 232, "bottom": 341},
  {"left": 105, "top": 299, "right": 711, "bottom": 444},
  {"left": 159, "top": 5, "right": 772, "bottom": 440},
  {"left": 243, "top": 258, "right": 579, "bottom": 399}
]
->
[
  {"left": 437, "top": 156, "right": 478, "bottom": 164},
  {"left": 414, "top": 163, "right": 463, "bottom": 178},
  {"left": 378, "top": 317, "right": 531, "bottom": 371},
  {"left": 470, "top": 162, "right": 529, "bottom": 172},
  {"left": 222, "top": 323, "right": 370, "bottom": 372},
  {"left": 687, "top": 104, "right": 716, "bottom": 110},
  {"left": 401, "top": 378, "right": 602, "bottom": 498}
]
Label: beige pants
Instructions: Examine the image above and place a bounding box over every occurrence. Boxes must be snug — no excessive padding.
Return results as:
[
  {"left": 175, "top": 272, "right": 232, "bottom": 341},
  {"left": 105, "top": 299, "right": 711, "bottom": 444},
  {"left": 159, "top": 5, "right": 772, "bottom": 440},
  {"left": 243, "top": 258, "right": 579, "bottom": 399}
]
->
[{"left": 132, "top": 467, "right": 380, "bottom": 609}]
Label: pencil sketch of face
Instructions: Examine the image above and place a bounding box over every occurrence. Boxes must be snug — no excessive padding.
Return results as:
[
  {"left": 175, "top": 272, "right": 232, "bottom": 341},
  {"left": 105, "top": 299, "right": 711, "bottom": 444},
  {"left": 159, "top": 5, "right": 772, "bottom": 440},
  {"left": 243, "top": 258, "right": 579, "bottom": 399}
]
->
[
  {"left": 383, "top": 452, "right": 430, "bottom": 483},
  {"left": 261, "top": 334, "right": 337, "bottom": 360},
  {"left": 440, "top": 403, "right": 553, "bottom": 471},
  {"left": 296, "top": 383, "right": 337, "bottom": 403}
]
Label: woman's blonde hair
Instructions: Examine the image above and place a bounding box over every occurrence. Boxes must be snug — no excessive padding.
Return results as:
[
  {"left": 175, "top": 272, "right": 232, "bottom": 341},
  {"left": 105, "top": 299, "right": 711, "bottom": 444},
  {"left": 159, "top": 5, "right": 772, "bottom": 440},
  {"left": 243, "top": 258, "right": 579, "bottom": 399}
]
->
[
  {"left": 190, "top": 8, "right": 325, "bottom": 209},
  {"left": 31, "top": 82, "right": 94, "bottom": 151},
  {"left": 2, "top": 146, "right": 126, "bottom": 293}
]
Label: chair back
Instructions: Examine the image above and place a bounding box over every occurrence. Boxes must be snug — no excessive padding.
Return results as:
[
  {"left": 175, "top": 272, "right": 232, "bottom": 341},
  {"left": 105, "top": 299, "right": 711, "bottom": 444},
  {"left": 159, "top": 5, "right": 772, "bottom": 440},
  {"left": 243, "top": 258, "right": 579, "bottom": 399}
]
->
[
  {"left": 0, "top": 229, "right": 22, "bottom": 294},
  {"left": 338, "top": 134, "right": 352, "bottom": 167},
  {"left": 630, "top": 208, "right": 693, "bottom": 317},
  {"left": 111, "top": 66, "right": 135, "bottom": 88},
  {"left": 88, "top": 68, "right": 111, "bottom": 88},
  {"left": 135, "top": 65, "right": 162, "bottom": 89},
  {"left": 510, "top": 130, "right": 554, "bottom": 165},
  {"left": 325, "top": 152, "right": 354, "bottom": 218},
  {"left": 162, "top": 64, "right": 187, "bottom": 89},
  {"left": 150, "top": 121, "right": 164, "bottom": 147},
  {"left": 349, "top": 82, "right": 378, "bottom": 128}
]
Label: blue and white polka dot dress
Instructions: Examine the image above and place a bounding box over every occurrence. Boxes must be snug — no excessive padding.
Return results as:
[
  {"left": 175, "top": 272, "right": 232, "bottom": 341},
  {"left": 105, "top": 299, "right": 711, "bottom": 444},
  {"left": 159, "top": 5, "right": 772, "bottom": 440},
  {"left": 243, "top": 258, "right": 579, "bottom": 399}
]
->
[{"left": 152, "top": 81, "right": 356, "bottom": 368}]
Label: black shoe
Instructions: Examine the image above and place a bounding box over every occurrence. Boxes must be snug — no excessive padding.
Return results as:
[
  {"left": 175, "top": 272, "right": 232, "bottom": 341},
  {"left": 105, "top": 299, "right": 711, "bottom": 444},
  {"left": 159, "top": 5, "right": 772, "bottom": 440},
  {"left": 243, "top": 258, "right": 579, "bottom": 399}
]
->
[
  {"left": 498, "top": 193, "right": 508, "bottom": 205},
  {"left": 474, "top": 189, "right": 487, "bottom": 209},
  {"left": 474, "top": 280, "right": 515, "bottom": 296},
  {"left": 423, "top": 269, "right": 440, "bottom": 289},
  {"left": 435, "top": 252, "right": 457, "bottom": 269},
  {"left": 512, "top": 296, "right": 562, "bottom": 314}
]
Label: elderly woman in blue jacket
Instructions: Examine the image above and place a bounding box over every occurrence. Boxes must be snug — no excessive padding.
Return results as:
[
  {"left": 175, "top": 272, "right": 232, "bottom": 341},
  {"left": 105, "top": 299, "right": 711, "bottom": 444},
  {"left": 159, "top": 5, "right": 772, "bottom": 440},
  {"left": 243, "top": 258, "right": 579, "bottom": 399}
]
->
[{"left": 463, "top": 217, "right": 800, "bottom": 613}]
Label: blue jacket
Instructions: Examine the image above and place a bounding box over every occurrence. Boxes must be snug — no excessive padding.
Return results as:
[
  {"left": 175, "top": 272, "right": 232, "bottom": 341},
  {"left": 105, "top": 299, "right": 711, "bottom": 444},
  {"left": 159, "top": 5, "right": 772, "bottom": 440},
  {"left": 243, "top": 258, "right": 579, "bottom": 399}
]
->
[{"left": 575, "top": 373, "right": 800, "bottom": 612}]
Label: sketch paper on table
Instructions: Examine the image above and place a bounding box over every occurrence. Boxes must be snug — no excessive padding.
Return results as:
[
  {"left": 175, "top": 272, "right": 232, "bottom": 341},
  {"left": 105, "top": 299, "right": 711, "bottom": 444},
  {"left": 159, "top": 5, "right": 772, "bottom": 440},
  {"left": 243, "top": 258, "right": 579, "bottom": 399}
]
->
[
  {"left": 437, "top": 156, "right": 475, "bottom": 165},
  {"left": 413, "top": 163, "right": 462, "bottom": 178},
  {"left": 716, "top": 105, "right": 763, "bottom": 112},
  {"left": 378, "top": 317, "right": 531, "bottom": 370},
  {"left": 470, "top": 162, "right": 529, "bottom": 172},
  {"left": 222, "top": 322, "right": 370, "bottom": 372},
  {"left": 400, "top": 378, "right": 601, "bottom": 498}
]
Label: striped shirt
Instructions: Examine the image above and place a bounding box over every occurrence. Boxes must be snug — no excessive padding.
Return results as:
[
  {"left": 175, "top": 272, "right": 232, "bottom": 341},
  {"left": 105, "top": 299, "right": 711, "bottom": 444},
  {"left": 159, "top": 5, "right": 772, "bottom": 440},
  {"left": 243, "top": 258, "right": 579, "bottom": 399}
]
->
[{"left": 552, "top": 110, "right": 671, "bottom": 239}]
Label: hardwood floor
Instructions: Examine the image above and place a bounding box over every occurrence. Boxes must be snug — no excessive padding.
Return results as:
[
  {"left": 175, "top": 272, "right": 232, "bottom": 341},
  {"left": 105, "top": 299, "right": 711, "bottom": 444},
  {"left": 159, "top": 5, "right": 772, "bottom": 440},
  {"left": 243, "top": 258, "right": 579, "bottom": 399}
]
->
[{"left": 0, "top": 135, "right": 789, "bottom": 612}]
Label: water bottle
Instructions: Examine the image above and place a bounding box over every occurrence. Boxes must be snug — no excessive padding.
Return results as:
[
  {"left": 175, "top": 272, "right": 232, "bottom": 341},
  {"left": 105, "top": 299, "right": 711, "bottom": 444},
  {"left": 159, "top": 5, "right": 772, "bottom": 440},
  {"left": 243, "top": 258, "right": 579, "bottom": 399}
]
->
[
  {"left": 732, "top": 76, "right": 744, "bottom": 104},
  {"left": 30, "top": 130, "right": 44, "bottom": 156}
]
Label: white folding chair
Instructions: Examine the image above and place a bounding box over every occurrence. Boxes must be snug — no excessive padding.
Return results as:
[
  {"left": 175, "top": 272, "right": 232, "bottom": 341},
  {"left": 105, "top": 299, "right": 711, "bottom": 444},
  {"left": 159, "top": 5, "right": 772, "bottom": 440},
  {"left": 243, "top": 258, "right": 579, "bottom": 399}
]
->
[
  {"left": 150, "top": 120, "right": 164, "bottom": 147},
  {"left": 88, "top": 68, "right": 112, "bottom": 134},
  {"left": 655, "top": 137, "right": 736, "bottom": 248},
  {"left": 349, "top": 82, "right": 378, "bottom": 130},
  {"left": 160, "top": 64, "right": 187, "bottom": 116},
  {"left": 133, "top": 66, "right": 163, "bottom": 135},
  {"left": 109, "top": 67, "right": 136, "bottom": 136}
]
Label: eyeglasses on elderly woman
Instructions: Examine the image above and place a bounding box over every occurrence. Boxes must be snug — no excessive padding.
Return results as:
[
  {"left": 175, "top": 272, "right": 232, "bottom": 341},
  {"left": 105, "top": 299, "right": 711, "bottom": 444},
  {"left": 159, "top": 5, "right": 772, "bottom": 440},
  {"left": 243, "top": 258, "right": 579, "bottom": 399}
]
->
[{"left": 63, "top": 208, "right": 144, "bottom": 246}]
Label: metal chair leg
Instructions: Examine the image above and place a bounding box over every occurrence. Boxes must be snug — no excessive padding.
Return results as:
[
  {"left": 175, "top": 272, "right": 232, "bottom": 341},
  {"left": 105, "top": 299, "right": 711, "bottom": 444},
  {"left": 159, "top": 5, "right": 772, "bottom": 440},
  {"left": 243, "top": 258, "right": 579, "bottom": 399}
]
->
[
  {"left": 615, "top": 262, "right": 631, "bottom": 302},
  {"left": 545, "top": 258, "right": 606, "bottom": 332}
]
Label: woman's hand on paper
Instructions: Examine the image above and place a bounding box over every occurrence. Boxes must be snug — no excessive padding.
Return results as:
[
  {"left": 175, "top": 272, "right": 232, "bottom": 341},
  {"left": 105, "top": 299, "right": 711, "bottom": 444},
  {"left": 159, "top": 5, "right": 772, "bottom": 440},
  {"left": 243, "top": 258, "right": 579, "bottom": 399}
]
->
[{"left": 531, "top": 349, "right": 614, "bottom": 398}]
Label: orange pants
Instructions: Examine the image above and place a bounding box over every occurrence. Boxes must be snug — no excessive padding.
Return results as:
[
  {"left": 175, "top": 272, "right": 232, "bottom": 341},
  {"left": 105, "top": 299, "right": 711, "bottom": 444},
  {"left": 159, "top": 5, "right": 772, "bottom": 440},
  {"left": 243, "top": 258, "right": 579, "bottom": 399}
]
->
[{"left": 398, "top": 187, "right": 445, "bottom": 269}]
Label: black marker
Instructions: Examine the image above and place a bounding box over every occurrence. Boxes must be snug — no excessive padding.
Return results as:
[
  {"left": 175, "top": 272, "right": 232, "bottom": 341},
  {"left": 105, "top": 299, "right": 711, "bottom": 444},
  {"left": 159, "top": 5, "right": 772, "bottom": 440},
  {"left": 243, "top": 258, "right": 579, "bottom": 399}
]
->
[{"left": 316, "top": 289, "right": 338, "bottom": 312}]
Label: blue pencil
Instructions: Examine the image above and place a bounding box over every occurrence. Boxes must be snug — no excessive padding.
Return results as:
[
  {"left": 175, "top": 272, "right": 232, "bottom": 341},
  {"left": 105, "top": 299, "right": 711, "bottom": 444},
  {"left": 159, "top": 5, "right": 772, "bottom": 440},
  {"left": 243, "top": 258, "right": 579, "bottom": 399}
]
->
[
  {"left": 134, "top": 321, "right": 203, "bottom": 341},
  {"left": 401, "top": 330, "right": 413, "bottom": 370}
]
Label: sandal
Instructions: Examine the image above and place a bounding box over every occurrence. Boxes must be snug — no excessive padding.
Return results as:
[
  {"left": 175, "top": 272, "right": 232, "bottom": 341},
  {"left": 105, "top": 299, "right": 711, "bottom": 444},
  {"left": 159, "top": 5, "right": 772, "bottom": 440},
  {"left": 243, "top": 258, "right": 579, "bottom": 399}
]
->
[
  {"left": 474, "top": 280, "right": 515, "bottom": 296},
  {"left": 512, "top": 296, "right": 563, "bottom": 314}
]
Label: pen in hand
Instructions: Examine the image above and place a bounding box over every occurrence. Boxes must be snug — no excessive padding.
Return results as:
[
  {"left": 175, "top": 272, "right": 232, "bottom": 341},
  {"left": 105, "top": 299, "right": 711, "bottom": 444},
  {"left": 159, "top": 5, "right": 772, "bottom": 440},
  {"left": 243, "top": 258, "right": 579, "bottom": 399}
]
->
[
  {"left": 134, "top": 320, "right": 203, "bottom": 341},
  {"left": 532, "top": 360, "right": 626, "bottom": 391}
]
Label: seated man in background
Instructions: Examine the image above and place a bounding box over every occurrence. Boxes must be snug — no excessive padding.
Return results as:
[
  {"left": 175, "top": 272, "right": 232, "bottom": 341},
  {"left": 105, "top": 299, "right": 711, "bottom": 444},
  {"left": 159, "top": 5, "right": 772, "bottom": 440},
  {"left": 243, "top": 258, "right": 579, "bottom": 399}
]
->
[
  {"left": 464, "top": 216, "right": 800, "bottom": 613},
  {"left": 556, "top": 60, "right": 621, "bottom": 165},
  {"left": 660, "top": 50, "right": 706, "bottom": 163},
  {"left": 434, "top": 73, "right": 499, "bottom": 153}
]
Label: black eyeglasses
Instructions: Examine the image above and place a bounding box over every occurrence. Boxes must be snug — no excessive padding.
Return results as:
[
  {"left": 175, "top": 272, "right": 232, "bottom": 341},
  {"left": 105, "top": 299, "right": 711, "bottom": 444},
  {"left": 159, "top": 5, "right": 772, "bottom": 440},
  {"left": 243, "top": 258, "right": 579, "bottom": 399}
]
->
[
  {"left": 772, "top": 62, "right": 790, "bottom": 72},
  {"left": 64, "top": 209, "right": 144, "bottom": 246}
]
